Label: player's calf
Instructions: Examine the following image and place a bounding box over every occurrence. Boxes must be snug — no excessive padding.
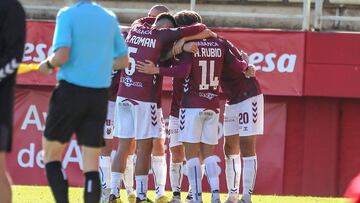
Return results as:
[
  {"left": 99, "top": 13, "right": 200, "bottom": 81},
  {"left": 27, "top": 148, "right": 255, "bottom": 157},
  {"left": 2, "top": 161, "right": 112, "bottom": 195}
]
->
[
  {"left": 240, "top": 135, "right": 257, "bottom": 203},
  {"left": 110, "top": 138, "right": 134, "bottom": 201},
  {"left": 223, "top": 135, "right": 241, "bottom": 203},
  {"left": 135, "top": 139, "right": 153, "bottom": 201},
  {"left": 169, "top": 145, "right": 185, "bottom": 198}
]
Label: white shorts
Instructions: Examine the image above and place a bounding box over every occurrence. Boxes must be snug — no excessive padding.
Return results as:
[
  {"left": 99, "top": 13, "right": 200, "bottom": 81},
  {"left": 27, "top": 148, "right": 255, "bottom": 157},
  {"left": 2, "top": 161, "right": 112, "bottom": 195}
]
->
[
  {"left": 179, "top": 108, "right": 220, "bottom": 145},
  {"left": 103, "top": 101, "right": 115, "bottom": 139},
  {"left": 113, "top": 96, "right": 165, "bottom": 140},
  {"left": 224, "top": 94, "right": 264, "bottom": 137},
  {"left": 169, "top": 116, "right": 181, "bottom": 148}
]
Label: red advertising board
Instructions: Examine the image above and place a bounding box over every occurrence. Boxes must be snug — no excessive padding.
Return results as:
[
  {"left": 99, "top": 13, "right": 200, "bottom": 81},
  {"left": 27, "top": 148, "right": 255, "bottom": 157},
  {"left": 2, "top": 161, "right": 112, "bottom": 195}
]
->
[
  {"left": 19, "top": 21, "right": 305, "bottom": 96},
  {"left": 213, "top": 28, "right": 305, "bottom": 96}
]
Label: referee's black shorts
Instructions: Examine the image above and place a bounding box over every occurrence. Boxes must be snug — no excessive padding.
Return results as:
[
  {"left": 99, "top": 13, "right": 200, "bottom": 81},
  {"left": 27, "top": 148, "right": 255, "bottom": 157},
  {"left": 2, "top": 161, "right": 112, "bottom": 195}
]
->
[
  {"left": 0, "top": 76, "right": 16, "bottom": 152},
  {"left": 44, "top": 80, "right": 108, "bottom": 147}
]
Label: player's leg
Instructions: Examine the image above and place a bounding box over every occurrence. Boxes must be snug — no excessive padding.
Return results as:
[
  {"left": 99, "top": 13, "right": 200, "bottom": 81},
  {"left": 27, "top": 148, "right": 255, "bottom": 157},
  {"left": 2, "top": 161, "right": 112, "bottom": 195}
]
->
[
  {"left": 223, "top": 103, "right": 242, "bottom": 203},
  {"left": 151, "top": 108, "right": 169, "bottom": 203},
  {"left": 110, "top": 97, "right": 135, "bottom": 202},
  {"left": 152, "top": 138, "right": 168, "bottom": 202},
  {"left": 123, "top": 140, "right": 136, "bottom": 202},
  {"left": 239, "top": 136, "right": 256, "bottom": 203},
  {"left": 76, "top": 88, "right": 108, "bottom": 203},
  {"left": 239, "top": 94, "right": 264, "bottom": 203},
  {"left": 42, "top": 138, "right": 68, "bottom": 203},
  {"left": 111, "top": 138, "right": 133, "bottom": 202},
  {"left": 223, "top": 135, "right": 241, "bottom": 203},
  {"left": 82, "top": 146, "right": 102, "bottom": 203},
  {"left": 201, "top": 144, "right": 220, "bottom": 203},
  {"left": 0, "top": 80, "right": 15, "bottom": 203},
  {"left": 183, "top": 143, "right": 202, "bottom": 203},
  {"left": 168, "top": 115, "right": 185, "bottom": 202},
  {"left": 42, "top": 82, "right": 81, "bottom": 203},
  {"left": 179, "top": 108, "right": 204, "bottom": 203},
  {"left": 0, "top": 153, "right": 11, "bottom": 203},
  {"left": 201, "top": 109, "right": 221, "bottom": 203},
  {"left": 99, "top": 101, "right": 115, "bottom": 202},
  {"left": 135, "top": 138, "right": 153, "bottom": 202},
  {"left": 99, "top": 139, "right": 112, "bottom": 201}
]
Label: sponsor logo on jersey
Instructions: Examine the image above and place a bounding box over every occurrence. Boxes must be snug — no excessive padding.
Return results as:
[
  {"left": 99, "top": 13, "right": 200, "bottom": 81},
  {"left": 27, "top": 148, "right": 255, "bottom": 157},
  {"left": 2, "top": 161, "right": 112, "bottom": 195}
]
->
[
  {"left": 120, "top": 76, "right": 143, "bottom": 88},
  {"left": 199, "top": 92, "right": 217, "bottom": 100}
]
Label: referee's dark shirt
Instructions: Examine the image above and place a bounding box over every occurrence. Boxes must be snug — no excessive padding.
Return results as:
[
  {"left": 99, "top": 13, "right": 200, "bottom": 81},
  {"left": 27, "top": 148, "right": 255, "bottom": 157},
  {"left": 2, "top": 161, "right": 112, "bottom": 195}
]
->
[{"left": 0, "top": 0, "right": 26, "bottom": 83}]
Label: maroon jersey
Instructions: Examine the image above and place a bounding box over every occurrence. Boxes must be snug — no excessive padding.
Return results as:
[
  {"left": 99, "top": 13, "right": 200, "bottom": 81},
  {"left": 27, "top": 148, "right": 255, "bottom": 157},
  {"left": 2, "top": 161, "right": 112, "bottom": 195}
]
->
[
  {"left": 170, "top": 78, "right": 184, "bottom": 118},
  {"left": 117, "top": 17, "right": 206, "bottom": 103},
  {"left": 157, "top": 38, "right": 247, "bottom": 110},
  {"left": 220, "top": 38, "right": 262, "bottom": 104},
  {"left": 108, "top": 70, "right": 121, "bottom": 101}
]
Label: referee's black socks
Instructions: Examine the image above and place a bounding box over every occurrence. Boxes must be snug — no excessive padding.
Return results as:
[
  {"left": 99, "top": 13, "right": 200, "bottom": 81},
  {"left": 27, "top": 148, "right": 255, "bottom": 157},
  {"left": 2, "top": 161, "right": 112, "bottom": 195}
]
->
[
  {"left": 45, "top": 161, "right": 69, "bottom": 203},
  {"left": 84, "top": 171, "right": 101, "bottom": 203}
]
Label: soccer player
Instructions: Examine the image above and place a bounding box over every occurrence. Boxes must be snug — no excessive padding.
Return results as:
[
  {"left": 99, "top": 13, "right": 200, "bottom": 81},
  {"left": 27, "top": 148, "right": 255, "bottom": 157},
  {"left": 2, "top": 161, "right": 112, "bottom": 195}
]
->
[
  {"left": 100, "top": 69, "right": 137, "bottom": 203},
  {"left": 221, "top": 42, "right": 262, "bottom": 203},
  {"left": 112, "top": 13, "right": 207, "bottom": 203},
  {"left": 107, "top": 6, "right": 172, "bottom": 203},
  {"left": 167, "top": 11, "right": 206, "bottom": 203},
  {"left": 137, "top": 13, "right": 249, "bottom": 203},
  {"left": 0, "top": 0, "right": 25, "bottom": 202},
  {"left": 38, "top": 1, "right": 129, "bottom": 203}
]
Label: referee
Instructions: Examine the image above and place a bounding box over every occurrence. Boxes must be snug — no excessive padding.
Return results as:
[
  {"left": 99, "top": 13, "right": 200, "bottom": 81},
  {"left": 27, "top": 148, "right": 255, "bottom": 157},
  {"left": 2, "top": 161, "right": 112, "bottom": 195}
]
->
[
  {"left": 0, "top": 0, "right": 26, "bottom": 202},
  {"left": 38, "top": 1, "right": 129, "bottom": 203}
]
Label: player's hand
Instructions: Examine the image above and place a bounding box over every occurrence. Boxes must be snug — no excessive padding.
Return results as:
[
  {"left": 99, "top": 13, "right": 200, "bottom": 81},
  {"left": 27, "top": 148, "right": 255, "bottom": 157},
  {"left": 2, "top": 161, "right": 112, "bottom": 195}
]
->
[
  {"left": 136, "top": 60, "right": 159, "bottom": 75},
  {"left": 173, "top": 38, "right": 186, "bottom": 56},
  {"left": 206, "top": 29, "right": 217, "bottom": 38},
  {"left": 38, "top": 60, "right": 53, "bottom": 75},
  {"left": 240, "top": 50, "right": 249, "bottom": 63},
  {"left": 244, "top": 64, "right": 256, "bottom": 78},
  {"left": 183, "top": 42, "right": 199, "bottom": 54}
]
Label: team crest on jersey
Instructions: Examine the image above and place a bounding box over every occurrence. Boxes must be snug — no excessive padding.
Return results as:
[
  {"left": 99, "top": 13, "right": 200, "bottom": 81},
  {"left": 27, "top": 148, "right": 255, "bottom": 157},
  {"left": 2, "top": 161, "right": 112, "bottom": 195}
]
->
[
  {"left": 120, "top": 76, "right": 143, "bottom": 88},
  {"left": 106, "top": 128, "right": 112, "bottom": 135},
  {"left": 199, "top": 92, "right": 217, "bottom": 100}
]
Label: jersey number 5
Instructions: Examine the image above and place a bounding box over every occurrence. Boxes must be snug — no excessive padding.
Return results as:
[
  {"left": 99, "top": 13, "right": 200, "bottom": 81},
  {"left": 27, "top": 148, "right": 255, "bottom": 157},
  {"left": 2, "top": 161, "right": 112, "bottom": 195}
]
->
[
  {"left": 199, "top": 60, "right": 219, "bottom": 90},
  {"left": 125, "top": 47, "right": 137, "bottom": 76}
]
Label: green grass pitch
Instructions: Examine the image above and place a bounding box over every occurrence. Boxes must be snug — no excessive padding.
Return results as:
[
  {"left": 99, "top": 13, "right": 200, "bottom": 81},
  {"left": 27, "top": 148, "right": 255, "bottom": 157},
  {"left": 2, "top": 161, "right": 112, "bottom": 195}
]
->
[{"left": 13, "top": 185, "right": 347, "bottom": 203}]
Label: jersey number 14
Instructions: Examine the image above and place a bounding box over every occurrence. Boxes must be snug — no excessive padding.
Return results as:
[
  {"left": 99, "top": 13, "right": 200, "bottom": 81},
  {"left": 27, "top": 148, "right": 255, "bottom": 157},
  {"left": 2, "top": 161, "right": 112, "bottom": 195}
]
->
[{"left": 199, "top": 60, "right": 219, "bottom": 90}]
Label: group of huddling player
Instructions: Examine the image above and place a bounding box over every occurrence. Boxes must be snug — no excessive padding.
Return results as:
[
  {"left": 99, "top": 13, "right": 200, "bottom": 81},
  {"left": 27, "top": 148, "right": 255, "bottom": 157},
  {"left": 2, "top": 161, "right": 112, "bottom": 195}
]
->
[
  {"left": 98, "top": 5, "right": 264, "bottom": 203},
  {"left": 35, "top": 1, "right": 264, "bottom": 203}
]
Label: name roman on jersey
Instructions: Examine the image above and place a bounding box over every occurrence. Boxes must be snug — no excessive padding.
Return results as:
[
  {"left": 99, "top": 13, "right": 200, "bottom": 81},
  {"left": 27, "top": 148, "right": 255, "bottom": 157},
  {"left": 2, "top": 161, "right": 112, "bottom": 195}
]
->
[{"left": 126, "top": 34, "right": 156, "bottom": 48}]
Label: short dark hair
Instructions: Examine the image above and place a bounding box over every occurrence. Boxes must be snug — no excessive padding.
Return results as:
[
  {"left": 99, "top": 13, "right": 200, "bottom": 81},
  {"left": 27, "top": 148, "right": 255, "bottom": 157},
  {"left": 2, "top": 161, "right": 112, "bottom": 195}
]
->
[
  {"left": 174, "top": 10, "right": 202, "bottom": 26},
  {"left": 148, "top": 4, "right": 170, "bottom": 17},
  {"left": 155, "top": 13, "right": 177, "bottom": 27}
]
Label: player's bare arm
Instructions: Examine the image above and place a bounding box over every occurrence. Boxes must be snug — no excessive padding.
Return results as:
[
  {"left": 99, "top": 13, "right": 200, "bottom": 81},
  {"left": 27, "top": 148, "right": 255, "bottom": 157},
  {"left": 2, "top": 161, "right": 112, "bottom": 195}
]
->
[
  {"left": 136, "top": 60, "right": 159, "bottom": 74},
  {"left": 160, "top": 42, "right": 198, "bottom": 62},
  {"left": 113, "top": 55, "right": 130, "bottom": 70},
  {"left": 173, "top": 29, "right": 217, "bottom": 55},
  {"left": 137, "top": 55, "right": 192, "bottom": 78},
  {"left": 38, "top": 47, "right": 69, "bottom": 75},
  {"left": 182, "top": 42, "right": 199, "bottom": 54}
]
